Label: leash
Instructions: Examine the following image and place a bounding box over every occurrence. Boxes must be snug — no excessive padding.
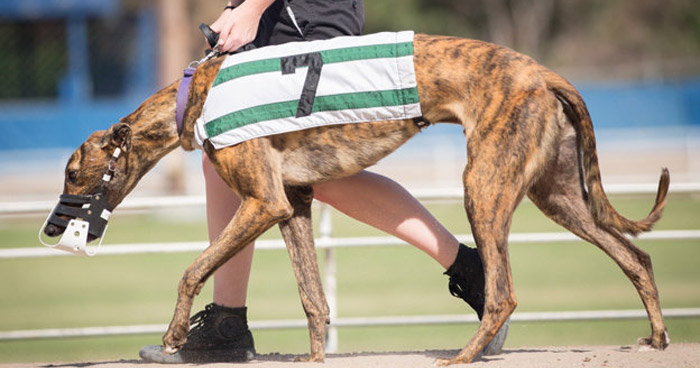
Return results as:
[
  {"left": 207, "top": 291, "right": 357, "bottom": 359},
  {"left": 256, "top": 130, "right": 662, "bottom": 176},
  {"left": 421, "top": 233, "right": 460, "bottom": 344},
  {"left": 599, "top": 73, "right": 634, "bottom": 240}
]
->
[{"left": 175, "top": 24, "right": 222, "bottom": 136}]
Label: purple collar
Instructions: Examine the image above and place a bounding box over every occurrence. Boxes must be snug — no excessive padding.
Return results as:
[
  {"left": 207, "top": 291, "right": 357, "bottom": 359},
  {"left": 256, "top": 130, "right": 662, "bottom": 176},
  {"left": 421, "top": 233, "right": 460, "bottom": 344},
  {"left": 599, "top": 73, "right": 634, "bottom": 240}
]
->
[{"left": 175, "top": 67, "right": 196, "bottom": 136}]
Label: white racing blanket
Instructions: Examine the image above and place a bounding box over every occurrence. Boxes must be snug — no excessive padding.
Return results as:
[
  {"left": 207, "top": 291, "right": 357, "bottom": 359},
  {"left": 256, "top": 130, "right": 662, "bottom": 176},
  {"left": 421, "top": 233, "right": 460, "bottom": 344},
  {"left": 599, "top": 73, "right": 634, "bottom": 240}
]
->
[{"left": 195, "top": 31, "right": 422, "bottom": 149}]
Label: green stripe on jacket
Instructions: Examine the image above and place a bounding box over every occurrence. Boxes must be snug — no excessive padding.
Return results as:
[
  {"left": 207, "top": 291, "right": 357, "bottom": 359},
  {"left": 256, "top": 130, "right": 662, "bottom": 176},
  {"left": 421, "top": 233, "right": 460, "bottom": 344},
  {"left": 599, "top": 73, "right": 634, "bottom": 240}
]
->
[
  {"left": 212, "top": 41, "right": 415, "bottom": 87},
  {"left": 204, "top": 87, "right": 420, "bottom": 138}
]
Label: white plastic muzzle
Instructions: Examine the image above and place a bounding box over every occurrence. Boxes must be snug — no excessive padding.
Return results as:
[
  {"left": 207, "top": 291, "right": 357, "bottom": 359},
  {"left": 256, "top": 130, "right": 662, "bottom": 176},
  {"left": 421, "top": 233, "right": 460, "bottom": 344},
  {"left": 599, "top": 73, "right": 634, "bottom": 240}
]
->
[
  {"left": 38, "top": 193, "right": 112, "bottom": 256},
  {"left": 38, "top": 217, "right": 108, "bottom": 256},
  {"left": 38, "top": 146, "right": 121, "bottom": 256}
]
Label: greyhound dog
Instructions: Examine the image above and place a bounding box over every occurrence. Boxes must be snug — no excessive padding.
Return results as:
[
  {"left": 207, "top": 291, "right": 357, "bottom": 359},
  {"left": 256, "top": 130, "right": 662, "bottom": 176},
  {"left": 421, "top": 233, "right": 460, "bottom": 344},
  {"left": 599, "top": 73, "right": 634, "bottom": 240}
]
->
[{"left": 42, "top": 34, "right": 670, "bottom": 364}]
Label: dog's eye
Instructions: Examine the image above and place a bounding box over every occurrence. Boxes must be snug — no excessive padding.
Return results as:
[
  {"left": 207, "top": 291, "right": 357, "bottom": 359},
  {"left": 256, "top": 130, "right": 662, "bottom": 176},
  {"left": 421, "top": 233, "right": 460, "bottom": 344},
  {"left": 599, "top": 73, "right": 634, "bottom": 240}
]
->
[{"left": 67, "top": 170, "right": 79, "bottom": 183}]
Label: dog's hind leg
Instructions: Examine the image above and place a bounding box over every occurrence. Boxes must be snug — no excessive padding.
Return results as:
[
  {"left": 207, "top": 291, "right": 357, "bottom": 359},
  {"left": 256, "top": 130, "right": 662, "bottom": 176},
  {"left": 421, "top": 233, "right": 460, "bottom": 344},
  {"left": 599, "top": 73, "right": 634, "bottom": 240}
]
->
[
  {"left": 445, "top": 168, "right": 522, "bottom": 364},
  {"left": 440, "top": 142, "right": 532, "bottom": 364},
  {"left": 438, "top": 85, "right": 565, "bottom": 364},
  {"left": 527, "top": 130, "right": 669, "bottom": 350},
  {"left": 278, "top": 185, "right": 330, "bottom": 362}
]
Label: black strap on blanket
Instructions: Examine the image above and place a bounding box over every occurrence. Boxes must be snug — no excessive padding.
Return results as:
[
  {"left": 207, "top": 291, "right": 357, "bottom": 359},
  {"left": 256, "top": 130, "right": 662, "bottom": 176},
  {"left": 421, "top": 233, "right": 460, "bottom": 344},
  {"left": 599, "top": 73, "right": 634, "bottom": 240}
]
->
[{"left": 413, "top": 117, "right": 431, "bottom": 129}]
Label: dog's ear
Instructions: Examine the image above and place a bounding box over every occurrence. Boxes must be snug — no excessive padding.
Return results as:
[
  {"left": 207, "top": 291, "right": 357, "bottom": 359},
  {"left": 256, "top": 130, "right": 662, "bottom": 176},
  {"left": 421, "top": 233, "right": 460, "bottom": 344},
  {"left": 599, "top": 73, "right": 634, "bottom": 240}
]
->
[{"left": 102, "top": 122, "right": 132, "bottom": 151}]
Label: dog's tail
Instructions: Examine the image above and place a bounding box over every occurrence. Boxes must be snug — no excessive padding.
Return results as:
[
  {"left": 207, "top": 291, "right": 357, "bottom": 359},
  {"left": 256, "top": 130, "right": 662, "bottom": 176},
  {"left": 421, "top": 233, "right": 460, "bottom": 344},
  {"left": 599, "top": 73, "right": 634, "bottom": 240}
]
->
[{"left": 544, "top": 70, "right": 669, "bottom": 236}]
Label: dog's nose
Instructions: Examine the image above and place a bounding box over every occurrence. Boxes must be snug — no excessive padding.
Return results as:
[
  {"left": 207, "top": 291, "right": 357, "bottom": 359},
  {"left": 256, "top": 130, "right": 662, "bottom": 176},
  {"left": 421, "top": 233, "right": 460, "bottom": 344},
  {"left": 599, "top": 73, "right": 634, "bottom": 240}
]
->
[{"left": 44, "top": 223, "right": 63, "bottom": 237}]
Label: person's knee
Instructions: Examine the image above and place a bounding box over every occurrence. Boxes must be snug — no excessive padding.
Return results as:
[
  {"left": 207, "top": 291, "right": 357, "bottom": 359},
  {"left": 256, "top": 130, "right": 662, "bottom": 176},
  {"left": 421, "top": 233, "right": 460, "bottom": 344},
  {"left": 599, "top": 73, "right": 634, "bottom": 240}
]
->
[
  {"left": 312, "top": 182, "right": 334, "bottom": 205},
  {"left": 202, "top": 154, "right": 217, "bottom": 177},
  {"left": 312, "top": 171, "right": 379, "bottom": 206}
]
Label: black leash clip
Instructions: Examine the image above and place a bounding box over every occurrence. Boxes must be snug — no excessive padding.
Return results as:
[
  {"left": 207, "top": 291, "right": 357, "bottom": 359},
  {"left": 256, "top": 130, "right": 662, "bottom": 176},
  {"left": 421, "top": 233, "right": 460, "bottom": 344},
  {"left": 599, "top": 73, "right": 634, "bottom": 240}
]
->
[{"left": 199, "top": 23, "right": 220, "bottom": 55}]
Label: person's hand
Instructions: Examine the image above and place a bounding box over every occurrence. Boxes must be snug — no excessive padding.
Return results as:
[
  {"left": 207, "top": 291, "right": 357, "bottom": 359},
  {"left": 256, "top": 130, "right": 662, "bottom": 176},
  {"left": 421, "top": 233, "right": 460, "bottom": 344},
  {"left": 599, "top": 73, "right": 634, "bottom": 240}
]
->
[{"left": 210, "top": 0, "right": 273, "bottom": 52}]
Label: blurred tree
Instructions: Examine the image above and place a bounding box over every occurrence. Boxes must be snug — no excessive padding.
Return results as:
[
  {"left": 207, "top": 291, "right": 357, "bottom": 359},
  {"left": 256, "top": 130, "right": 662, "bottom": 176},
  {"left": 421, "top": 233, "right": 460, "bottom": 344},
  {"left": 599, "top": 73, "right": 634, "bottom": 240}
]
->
[
  {"left": 364, "top": 0, "right": 475, "bottom": 37},
  {"left": 129, "top": 0, "right": 700, "bottom": 80},
  {"left": 365, "top": 0, "right": 700, "bottom": 80},
  {"left": 429, "top": 0, "right": 556, "bottom": 59}
]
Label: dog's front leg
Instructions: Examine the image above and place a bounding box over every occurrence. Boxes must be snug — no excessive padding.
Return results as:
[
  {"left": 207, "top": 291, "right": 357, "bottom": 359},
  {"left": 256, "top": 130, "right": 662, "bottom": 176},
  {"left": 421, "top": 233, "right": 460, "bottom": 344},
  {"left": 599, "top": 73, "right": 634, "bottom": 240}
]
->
[
  {"left": 279, "top": 186, "right": 330, "bottom": 362},
  {"left": 163, "top": 195, "right": 293, "bottom": 353}
]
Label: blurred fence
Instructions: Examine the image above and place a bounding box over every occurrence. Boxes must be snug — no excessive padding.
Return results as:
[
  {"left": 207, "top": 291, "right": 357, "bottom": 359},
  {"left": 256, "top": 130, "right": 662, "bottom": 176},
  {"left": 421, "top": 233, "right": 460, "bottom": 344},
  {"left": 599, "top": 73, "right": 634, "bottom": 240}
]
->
[
  {"left": 0, "top": 0, "right": 154, "bottom": 100},
  {"left": 1, "top": 184, "right": 699, "bottom": 352},
  {"left": 0, "top": 1, "right": 157, "bottom": 151},
  {"left": 0, "top": 15, "right": 151, "bottom": 100}
]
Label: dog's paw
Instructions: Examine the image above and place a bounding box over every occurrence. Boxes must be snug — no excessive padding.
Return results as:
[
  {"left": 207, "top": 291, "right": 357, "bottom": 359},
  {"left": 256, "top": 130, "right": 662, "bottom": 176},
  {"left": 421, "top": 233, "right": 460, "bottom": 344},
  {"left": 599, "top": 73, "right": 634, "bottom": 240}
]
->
[
  {"left": 293, "top": 354, "right": 324, "bottom": 363},
  {"left": 163, "top": 344, "right": 180, "bottom": 355},
  {"left": 162, "top": 324, "right": 188, "bottom": 354},
  {"left": 435, "top": 357, "right": 469, "bottom": 366},
  {"left": 636, "top": 330, "right": 670, "bottom": 351},
  {"left": 434, "top": 358, "right": 451, "bottom": 367}
]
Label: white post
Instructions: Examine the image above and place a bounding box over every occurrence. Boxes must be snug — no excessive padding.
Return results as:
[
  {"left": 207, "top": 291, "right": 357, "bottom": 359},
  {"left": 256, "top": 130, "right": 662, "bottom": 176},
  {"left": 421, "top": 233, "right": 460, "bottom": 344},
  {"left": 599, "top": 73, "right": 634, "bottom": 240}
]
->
[{"left": 320, "top": 204, "right": 338, "bottom": 353}]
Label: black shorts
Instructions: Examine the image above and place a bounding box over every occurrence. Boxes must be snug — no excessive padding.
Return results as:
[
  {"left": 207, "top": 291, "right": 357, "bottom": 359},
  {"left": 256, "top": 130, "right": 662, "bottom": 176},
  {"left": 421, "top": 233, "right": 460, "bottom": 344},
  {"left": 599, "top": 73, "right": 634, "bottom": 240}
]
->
[{"left": 252, "top": 0, "right": 364, "bottom": 47}]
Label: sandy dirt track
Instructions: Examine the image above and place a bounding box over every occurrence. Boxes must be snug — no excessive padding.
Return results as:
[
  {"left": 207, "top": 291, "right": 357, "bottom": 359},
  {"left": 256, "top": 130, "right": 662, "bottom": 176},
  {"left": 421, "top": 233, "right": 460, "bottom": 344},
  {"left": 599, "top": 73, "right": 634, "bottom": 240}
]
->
[{"left": 2, "top": 343, "right": 698, "bottom": 368}]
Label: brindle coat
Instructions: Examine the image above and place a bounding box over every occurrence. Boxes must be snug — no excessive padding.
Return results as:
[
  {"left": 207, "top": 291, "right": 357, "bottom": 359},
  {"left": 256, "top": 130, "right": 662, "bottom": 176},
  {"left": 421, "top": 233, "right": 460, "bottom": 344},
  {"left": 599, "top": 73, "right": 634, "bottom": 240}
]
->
[{"left": 47, "top": 34, "right": 670, "bottom": 364}]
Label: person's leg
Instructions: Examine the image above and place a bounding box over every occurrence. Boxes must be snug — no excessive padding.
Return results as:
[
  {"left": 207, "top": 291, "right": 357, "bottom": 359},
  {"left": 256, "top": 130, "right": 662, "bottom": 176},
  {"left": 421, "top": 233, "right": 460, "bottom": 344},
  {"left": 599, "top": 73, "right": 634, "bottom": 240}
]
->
[
  {"left": 203, "top": 155, "right": 255, "bottom": 309},
  {"left": 315, "top": 170, "right": 508, "bottom": 355},
  {"left": 313, "top": 170, "right": 459, "bottom": 269}
]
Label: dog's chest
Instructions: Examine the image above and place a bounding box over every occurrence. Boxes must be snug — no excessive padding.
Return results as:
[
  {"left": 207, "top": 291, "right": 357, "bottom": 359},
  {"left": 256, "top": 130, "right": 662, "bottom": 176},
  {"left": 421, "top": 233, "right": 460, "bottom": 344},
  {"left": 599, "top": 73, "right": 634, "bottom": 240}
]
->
[{"left": 195, "top": 31, "right": 422, "bottom": 149}]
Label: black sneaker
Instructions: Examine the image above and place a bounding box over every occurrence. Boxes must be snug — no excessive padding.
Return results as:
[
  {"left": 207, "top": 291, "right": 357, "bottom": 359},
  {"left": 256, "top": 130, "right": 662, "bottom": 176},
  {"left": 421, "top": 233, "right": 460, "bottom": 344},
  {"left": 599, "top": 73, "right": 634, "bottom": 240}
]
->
[
  {"left": 444, "top": 244, "right": 486, "bottom": 319},
  {"left": 444, "top": 243, "right": 509, "bottom": 355},
  {"left": 139, "top": 303, "right": 256, "bottom": 363}
]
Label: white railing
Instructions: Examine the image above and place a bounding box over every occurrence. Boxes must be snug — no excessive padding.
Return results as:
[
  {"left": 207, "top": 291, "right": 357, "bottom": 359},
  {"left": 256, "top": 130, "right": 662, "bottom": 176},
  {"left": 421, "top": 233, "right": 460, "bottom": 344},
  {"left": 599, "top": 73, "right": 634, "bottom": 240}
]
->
[
  {"left": 1, "top": 183, "right": 699, "bottom": 351},
  {"left": 4, "top": 182, "right": 700, "bottom": 216}
]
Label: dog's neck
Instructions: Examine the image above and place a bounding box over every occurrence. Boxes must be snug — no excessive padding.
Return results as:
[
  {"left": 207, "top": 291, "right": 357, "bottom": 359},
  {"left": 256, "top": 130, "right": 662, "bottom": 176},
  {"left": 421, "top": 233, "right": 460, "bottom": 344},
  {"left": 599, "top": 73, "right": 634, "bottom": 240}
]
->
[
  {"left": 125, "top": 56, "right": 223, "bottom": 162},
  {"left": 178, "top": 58, "right": 226, "bottom": 151},
  {"left": 122, "top": 82, "right": 184, "bottom": 167}
]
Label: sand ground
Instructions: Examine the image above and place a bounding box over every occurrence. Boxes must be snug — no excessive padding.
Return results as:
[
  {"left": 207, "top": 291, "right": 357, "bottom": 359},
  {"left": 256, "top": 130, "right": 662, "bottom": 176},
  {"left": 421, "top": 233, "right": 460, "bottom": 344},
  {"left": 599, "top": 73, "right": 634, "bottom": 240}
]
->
[{"left": 1, "top": 343, "right": 698, "bottom": 368}]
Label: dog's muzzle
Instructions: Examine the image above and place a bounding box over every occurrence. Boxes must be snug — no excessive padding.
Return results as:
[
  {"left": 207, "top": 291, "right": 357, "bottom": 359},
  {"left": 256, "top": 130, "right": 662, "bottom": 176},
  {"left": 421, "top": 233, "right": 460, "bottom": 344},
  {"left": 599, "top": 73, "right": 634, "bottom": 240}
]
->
[{"left": 38, "top": 193, "right": 112, "bottom": 256}]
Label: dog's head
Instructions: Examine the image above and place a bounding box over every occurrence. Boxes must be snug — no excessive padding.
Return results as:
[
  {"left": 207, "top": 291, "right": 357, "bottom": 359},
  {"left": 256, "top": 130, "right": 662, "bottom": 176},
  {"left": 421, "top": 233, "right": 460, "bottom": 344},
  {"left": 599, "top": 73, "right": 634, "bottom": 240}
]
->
[
  {"left": 41, "top": 82, "right": 181, "bottom": 245},
  {"left": 42, "top": 122, "right": 134, "bottom": 241}
]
